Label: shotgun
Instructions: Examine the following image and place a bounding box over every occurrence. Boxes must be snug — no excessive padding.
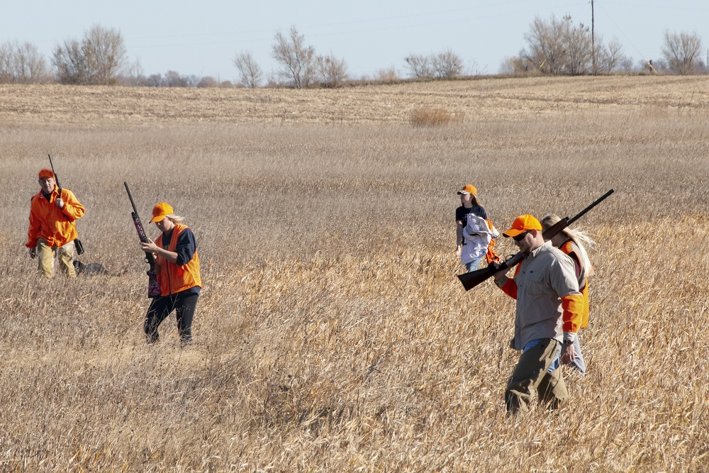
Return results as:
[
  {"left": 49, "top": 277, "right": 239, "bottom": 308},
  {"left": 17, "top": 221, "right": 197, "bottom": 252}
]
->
[
  {"left": 48, "top": 154, "right": 85, "bottom": 255},
  {"left": 457, "top": 189, "right": 614, "bottom": 291},
  {"left": 48, "top": 154, "right": 62, "bottom": 194},
  {"left": 124, "top": 181, "right": 160, "bottom": 298}
]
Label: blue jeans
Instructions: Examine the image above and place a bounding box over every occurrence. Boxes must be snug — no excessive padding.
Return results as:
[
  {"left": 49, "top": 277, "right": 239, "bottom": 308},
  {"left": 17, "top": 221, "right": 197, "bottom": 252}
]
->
[
  {"left": 547, "top": 336, "right": 587, "bottom": 375},
  {"left": 464, "top": 256, "right": 484, "bottom": 272}
]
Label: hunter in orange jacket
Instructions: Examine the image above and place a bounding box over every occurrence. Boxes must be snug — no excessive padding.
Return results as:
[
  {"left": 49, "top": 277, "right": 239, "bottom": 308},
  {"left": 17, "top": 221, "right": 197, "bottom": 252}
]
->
[
  {"left": 139, "top": 202, "right": 202, "bottom": 345},
  {"left": 26, "top": 169, "right": 85, "bottom": 277}
]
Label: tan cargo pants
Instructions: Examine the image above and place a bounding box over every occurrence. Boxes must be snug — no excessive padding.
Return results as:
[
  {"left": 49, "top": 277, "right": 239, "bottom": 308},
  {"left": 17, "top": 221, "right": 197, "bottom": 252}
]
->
[
  {"left": 505, "top": 338, "right": 568, "bottom": 414},
  {"left": 36, "top": 239, "right": 76, "bottom": 278}
]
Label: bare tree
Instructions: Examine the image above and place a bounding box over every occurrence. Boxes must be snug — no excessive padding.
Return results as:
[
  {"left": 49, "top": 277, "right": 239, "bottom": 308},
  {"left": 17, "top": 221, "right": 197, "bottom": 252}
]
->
[
  {"left": 431, "top": 50, "right": 464, "bottom": 78},
  {"left": 53, "top": 25, "right": 126, "bottom": 84},
  {"left": 662, "top": 31, "right": 702, "bottom": 74},
  {"left": 164, "top": 70, "right": 190, "bottom": 87},
  {"left": 0, "top": 41, "right": 49, "bottom": 83},
  {"left": 272, "top": 26, "right": 315, "bottom": 88},
  {"left": 315, "top": 54, "right": 348, "bottom": 87},
  {"left": 404, "top": 54, "right": 433, "bottom": 78},
  {"left": 83, "top": 25, "right": 126, "bottom": 84},
  {"left": 524, "top": 16, "right": 566, "bottom": 74},
  {"left": 562, "top": 18, "right": 592, "bottom": 74},
  {"left": 596, "top": 39, "right": 627, "bottom": 73},
  {"left": 234, "top": 51, "right": 263, "bottom": 88},
  {"left": 0, "top": 43, "right": 11, "bottom": 82},
  {"left": 523, "top": 15, "right": 592, "bottom": 75},
  {"left": 53, "top": 40, "right": 87, "bottom": 84}
]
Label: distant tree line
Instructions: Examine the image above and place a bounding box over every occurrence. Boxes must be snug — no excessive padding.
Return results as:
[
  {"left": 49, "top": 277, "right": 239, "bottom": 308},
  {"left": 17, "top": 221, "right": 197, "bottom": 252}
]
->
[{"left": 0, "top": 19, "right": 705, "bottom": 88}]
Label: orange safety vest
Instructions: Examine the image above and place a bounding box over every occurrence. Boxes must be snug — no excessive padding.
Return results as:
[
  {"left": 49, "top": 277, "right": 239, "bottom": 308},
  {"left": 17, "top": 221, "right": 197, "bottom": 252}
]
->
[
  {"left": 560, "top": 240, "right": 590, "bottom": 329},
  {"left": 26, "top": 187, "right": 85, "bottom": 248},
  {"left": 485, "top": 218, "right": 501, "bottom": 264},
  {"left": 155, "top": 224, "right": 202, "bottom": 296}
]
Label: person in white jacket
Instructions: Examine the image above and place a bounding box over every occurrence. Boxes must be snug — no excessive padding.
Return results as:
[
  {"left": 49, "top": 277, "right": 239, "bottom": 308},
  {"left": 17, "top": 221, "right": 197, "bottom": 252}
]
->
[
  {"left": 461, "top": 213, "right": 497, "bottom": 271},
  {"left": 455, "top": 184, "right": 498, "bottom": 272}
]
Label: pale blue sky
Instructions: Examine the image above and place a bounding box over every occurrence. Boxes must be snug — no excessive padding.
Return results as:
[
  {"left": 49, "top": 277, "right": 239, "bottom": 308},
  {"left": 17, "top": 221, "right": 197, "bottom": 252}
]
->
[{"left": 2, "top": 1, "right": 707, "bottom": 81}]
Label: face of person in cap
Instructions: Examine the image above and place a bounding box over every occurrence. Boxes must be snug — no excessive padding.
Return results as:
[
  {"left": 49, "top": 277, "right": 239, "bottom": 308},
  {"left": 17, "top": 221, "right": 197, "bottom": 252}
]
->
[
  {"left": 37, "top": 169, "right": 57, "bottom": 195},
  {"left": 457, "top": 184, "right": 477, "bottom": 205},
  {"left": 38, "top": 176, "right": 56, "bottom": 195}
]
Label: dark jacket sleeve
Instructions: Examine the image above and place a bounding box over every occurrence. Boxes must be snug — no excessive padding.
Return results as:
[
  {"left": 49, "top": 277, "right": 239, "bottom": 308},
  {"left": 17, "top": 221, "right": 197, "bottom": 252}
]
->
[{"left": 175, "top": 228, "right": 197, "bottom": 266}]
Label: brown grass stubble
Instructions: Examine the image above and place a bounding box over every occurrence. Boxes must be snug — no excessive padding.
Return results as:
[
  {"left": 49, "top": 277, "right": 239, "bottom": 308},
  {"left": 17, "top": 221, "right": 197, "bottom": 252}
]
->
[{"left": 0, "top": 81, "right": 707, "bottom": 471}]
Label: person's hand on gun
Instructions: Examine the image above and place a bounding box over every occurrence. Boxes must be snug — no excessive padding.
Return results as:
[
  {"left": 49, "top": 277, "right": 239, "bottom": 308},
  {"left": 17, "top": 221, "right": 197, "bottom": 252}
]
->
[
  {"left": 28, "top": 247, "right": 36, "bottom": 259},
  {"left": 55, "top": 197, "right": 64, "bottom": 209},
  {"left": 140, "top": 239, "right": 159, "bottom": 256},
  {"left": 493, "top": 263, "right": 507, "bottom": 284}
]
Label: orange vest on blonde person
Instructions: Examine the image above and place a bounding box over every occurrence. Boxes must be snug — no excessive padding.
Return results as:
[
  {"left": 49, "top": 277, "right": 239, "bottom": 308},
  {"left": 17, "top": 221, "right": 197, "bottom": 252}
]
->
[
  {"left": 26, "top": 184, "right": 85, "bottom": 249},
  {"left": 155, "top": 223, "right": 202, "bottom": 296},
  {"left": 560, "top": 240, "right": 590, "bottom": 329}
]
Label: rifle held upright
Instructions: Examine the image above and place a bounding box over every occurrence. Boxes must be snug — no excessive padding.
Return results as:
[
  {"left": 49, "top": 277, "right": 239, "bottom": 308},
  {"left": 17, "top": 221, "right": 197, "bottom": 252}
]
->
[{"left": 124, "top": 181, "right": 160, "bottom": 298}]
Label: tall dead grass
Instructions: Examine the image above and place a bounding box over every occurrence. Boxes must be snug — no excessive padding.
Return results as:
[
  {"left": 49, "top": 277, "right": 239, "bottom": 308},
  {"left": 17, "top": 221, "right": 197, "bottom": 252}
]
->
[{"left": 0, "top": 78, "right": 707, "bottom": 472}]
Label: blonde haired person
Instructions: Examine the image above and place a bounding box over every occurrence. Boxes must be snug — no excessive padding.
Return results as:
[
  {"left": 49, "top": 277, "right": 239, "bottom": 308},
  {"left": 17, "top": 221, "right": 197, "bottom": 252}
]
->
[
  {"left": 139, "top": 202, "right": 202, "bottom": 345},
  {"left": 541, "top": 214, "right": 595, "bottom": 375}
]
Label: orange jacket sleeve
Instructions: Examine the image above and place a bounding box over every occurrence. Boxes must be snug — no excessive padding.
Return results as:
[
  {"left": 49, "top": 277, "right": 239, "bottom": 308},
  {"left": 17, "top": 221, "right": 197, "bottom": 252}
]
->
[
  {"left": 26, "top": 196, "right": 42, "bottom": 248},
  {"left": 496, "top": 277, "right": 517, "bottom": 299},
  {"left": 59, "top": 189, "right": 85, "bottom": 222},
  {"left": 561, "top": 293, "right": 584, "bottom": 334}
]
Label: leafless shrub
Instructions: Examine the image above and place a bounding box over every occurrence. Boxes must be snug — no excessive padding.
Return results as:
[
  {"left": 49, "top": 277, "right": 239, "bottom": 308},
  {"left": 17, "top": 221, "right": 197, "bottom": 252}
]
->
[
  {"left": 234, "top": 51, "right": 263, "bottom": 88},
  {"left": 196, "top": 76, "right": 218, "bottom": 88},
  {"left": 409, "top": 107, "right": 463, "bottom": 127},
  {"left": 163, "top": 70, "right": 191, "bottom": 87},
  {"left": 406, "top": 51, "right": 464, "bottom": 79},
  {"left": 431, "top": 50, "right": 464, "bottom": 78},
  {"left": 315, "top": 54, "right": 348, "bottom": 88},
  {"left": 375, "top": 66, "right": 399, "bottom": 83},
  {"left": 662, "top": 31, "right": 703, "bottom": 75},
  {"left": 0, "top": 41, "right": 50, "bottom": 83},
  {"left": 596, "top": 39, "right": 628, "bottom": 73},
  {"left": 404, "top": 54, "right": 433, "bottom": 79}
]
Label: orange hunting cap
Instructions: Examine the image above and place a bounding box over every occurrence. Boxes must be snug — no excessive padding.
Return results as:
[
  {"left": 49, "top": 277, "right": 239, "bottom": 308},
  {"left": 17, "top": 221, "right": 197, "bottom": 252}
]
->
[
  {"left": 502, "top": 214, "right": 542, "bottom": 238},
  {"left": 457, "top": 184, "right": 478, "bottom": 196},
  {"left": 150, "top": 202, "right": 174, "bottom": 223},
  {"left": 38, "top": 168, "right": 55, "bottom": 179}
]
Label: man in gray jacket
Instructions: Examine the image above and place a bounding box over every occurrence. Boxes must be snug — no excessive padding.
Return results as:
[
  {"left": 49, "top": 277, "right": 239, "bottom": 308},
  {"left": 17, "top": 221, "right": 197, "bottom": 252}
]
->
[{"left": 494, "top": 214, "right": 584, "bottom": 414}]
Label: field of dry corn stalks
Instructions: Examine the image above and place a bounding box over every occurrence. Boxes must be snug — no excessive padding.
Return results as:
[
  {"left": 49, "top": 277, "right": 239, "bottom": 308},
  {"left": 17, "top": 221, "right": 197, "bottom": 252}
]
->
[{"left": 0, "top": 76, "right": 707, "bottom": 472}]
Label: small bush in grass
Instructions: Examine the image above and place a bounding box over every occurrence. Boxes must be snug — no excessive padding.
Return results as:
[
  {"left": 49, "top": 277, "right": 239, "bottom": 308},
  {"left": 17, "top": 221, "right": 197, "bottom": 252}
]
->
[{"left": 410, "top": 107, "right": 463, "bottom": 127}]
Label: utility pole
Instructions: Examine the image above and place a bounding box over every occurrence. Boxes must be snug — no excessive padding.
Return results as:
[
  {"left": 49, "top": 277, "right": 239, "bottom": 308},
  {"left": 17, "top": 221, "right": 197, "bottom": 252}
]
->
[{"left": 591, "top": 0, "right": 596, "bottom": 75}]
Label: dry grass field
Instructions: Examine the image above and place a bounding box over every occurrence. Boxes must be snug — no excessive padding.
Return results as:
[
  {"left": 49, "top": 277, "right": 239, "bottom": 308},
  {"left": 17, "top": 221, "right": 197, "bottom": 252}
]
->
[{"left": 0, "top": 76, "right": 707, "bottom": 472}]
